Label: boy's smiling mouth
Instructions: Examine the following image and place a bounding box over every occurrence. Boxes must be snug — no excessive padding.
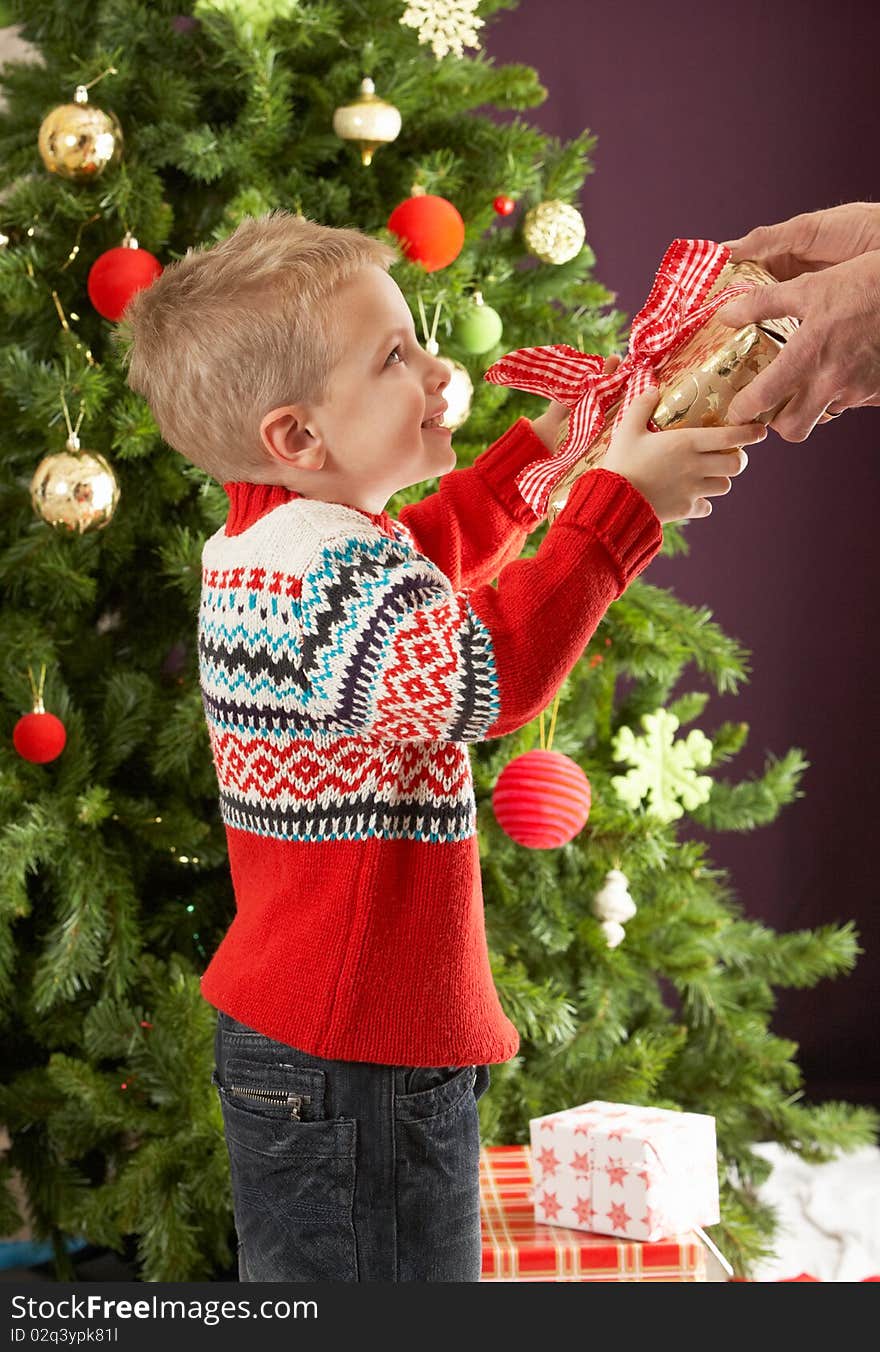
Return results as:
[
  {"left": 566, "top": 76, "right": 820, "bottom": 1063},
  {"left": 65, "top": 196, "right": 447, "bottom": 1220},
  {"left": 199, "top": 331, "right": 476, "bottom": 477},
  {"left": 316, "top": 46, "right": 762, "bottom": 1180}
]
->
[{"left": 422, "top": 402, "right": 449, "bottom": 429}]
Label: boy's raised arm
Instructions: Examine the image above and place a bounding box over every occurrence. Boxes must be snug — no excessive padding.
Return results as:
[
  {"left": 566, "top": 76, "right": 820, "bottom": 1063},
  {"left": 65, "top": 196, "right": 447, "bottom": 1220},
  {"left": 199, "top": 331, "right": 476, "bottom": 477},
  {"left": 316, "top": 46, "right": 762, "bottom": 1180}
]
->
[
  {"left": 298, "top": 464, "right": 661, "bottom": 746},
  {"left": 295, "top": 391, "right": 764, "bottom": 745},
  {"left": 395, "top": 416, "right": 558, "bottom": 589}
]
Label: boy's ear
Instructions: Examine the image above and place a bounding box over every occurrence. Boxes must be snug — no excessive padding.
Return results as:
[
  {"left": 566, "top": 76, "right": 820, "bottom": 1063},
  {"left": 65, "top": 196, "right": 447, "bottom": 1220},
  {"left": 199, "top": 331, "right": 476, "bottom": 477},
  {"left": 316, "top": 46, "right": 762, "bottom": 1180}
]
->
[{"left": 259, "top": 404, "right": 326, "bottom": 469}]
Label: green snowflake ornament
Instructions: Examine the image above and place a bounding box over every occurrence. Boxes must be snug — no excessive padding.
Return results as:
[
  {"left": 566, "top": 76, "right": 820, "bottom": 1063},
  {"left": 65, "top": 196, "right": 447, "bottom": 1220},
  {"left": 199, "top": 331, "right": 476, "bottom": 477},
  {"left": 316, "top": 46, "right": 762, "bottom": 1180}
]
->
[{"left": 611, "top": 709, "right": 713, "bottom": 823}]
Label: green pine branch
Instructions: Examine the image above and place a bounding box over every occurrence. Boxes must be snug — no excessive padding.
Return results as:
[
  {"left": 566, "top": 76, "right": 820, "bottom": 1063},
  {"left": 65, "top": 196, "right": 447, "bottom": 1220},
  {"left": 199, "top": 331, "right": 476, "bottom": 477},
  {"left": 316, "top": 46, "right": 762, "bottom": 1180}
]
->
[{"left": 692, "top": 748, "right": 808, "bottom": 830}]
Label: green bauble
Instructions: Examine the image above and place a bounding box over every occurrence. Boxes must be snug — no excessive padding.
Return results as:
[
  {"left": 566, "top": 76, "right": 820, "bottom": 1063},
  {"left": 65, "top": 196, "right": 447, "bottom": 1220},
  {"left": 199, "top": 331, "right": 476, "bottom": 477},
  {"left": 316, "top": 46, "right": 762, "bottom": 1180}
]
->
[{"left": 453, "top": 291, "right": 503, "bottom": 355}]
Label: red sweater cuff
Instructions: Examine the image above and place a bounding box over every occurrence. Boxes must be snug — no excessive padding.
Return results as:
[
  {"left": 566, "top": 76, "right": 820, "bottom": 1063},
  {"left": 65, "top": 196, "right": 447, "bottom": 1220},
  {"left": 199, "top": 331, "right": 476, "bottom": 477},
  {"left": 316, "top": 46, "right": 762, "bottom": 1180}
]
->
[
  {"left": 471, "top": 417, "right": 555, "bottom": 531},
  {"left": 556, "top": 468, "right": 663, "bottom": 585}
]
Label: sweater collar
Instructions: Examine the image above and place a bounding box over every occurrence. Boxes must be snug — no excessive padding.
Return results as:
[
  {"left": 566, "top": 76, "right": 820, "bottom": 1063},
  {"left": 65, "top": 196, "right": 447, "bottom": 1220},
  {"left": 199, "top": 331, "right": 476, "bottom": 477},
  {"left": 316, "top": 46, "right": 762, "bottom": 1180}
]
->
[{"left": 222, "top": 481, "right": 396, "bottom": 537}]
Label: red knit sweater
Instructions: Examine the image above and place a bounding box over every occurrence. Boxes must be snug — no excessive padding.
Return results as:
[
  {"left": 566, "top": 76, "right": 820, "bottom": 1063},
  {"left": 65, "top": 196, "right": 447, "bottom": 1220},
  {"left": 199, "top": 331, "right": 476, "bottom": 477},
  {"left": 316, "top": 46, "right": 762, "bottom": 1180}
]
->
[{"left": 197, "top": 418, "right": 662, "bottom": 1066}]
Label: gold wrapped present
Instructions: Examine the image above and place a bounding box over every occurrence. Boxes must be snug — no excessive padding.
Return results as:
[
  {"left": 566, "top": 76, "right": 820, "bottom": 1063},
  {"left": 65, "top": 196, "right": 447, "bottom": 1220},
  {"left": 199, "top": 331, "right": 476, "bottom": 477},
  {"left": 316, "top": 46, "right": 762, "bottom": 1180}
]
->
[
  {"left": 485, "top": 241, "right": 805, "bottom": 526},
  {"left": 546, "top": 258, "right": 798, "bottom": 522}
]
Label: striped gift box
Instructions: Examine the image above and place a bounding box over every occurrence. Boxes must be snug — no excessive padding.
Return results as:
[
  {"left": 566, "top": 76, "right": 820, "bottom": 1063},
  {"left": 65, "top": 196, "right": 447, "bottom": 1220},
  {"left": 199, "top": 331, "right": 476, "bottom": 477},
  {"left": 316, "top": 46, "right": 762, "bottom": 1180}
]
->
[{"left": 480, "top": 1145, "right": 707, "bottom": 1281}]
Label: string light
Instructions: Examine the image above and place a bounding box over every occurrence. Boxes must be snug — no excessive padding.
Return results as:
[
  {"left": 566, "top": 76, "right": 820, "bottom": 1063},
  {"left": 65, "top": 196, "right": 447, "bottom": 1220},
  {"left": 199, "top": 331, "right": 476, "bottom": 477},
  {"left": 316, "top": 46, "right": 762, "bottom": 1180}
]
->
[
  {"left": 52, "top": 291, "right": 95, "bottom": 365},
  {"left": 59, "top": 211, "right": 102, "bottom": 271}
]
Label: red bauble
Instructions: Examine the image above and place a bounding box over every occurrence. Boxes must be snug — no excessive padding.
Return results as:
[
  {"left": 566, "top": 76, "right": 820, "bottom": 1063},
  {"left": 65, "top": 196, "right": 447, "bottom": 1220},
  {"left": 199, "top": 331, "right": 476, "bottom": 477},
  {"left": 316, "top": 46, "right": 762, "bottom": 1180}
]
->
[
  {"left": 13, "top": 709, "right": 67, "bottom": 764},
  {"left": 387, "top": 193, "right": 465, "bottom": 272},
  {"left": 493, "top": 195, "right": 515, "bottom": 216},
  {"left": 88, "top": 243, "right": 163, "bottom": 321},
  {"left": 492, "top": 748, "right": 592, "bottom": 849}
]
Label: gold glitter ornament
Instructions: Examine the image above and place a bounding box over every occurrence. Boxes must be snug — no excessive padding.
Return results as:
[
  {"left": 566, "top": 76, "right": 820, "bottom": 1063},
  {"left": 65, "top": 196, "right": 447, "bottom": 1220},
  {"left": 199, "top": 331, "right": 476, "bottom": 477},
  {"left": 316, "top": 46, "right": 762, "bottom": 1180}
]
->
[
  {"left": 332, "top": 78, "right": 402, "bottom": 166},
  {"left": 38, "top": 86, "right": 123, "bottom": 181},
  {"left": 523, "top": 199, "right": 586, "bottom": 265},
  {"left": 30, "top": 432, "right": 120, "bottom": 532}
]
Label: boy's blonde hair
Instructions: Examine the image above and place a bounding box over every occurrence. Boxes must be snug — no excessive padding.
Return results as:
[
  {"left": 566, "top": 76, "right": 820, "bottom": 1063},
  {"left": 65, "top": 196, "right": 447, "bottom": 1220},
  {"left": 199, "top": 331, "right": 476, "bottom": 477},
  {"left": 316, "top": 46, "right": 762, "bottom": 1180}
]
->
[{"left": 122, "top": 210, "right": 398, "bottom": 483}]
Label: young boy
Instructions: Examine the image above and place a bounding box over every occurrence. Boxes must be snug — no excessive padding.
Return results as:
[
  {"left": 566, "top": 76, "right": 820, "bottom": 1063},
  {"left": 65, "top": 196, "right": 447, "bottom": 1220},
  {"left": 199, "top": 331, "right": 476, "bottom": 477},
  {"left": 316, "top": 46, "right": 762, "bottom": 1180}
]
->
[{"left": 124, "top": 210, "right": 764, "bottom": 1283}]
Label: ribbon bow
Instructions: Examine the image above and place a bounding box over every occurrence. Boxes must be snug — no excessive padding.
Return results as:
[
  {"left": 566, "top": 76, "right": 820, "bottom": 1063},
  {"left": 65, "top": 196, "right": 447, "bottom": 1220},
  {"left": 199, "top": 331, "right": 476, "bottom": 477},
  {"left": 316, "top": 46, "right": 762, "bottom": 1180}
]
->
[{"left": 485, "top": 238, "right": 752, "bottom": 517}]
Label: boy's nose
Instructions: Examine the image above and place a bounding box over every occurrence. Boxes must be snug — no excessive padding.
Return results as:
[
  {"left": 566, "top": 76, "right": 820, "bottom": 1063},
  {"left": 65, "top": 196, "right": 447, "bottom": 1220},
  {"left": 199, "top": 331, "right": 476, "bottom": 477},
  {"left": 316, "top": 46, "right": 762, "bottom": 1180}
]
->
[{"left": 429, "top": 354, "right": 450, "bottom": 391}]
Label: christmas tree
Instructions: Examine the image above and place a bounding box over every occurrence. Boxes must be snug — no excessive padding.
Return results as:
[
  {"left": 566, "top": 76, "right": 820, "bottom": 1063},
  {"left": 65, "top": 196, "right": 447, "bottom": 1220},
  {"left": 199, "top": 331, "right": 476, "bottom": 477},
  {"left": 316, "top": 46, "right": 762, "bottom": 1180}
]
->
[{"left": 0, "top": 0, "right": 875, "bottom": 1282}]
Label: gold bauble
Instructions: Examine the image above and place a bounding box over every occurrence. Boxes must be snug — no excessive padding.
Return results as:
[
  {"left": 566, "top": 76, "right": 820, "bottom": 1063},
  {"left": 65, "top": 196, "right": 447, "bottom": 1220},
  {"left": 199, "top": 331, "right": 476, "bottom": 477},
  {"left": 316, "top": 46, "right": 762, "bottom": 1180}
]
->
[
  {"left": 437, "top": 356, "right": 473, "bottom": 430},
  {"left": 30, "top": 437, "right": 120, "bottom": 532},
  {"left": 38, "top": 86, "right": 123, "bottom": 181},
  {"left": 523, "top": 199, "right": 586, "bottom": 265},
  {"left": 332, "top": 77, "right": 402, "bottom": 166}
]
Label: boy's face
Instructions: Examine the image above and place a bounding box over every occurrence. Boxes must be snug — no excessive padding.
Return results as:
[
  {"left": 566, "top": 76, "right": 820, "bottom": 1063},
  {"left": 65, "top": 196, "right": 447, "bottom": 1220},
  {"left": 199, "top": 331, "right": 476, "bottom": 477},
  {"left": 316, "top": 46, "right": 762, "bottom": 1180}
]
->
[{"left": 263, "top": 265, "right": 455, "bottom": 512}]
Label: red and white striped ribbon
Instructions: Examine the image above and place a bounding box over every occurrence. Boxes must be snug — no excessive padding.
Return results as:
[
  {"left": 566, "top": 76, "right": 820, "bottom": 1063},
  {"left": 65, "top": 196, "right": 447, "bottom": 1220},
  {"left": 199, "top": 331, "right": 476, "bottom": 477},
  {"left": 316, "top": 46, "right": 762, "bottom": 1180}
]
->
[{"left": 485, "top": 239, "right": 752, "bottom": 517}]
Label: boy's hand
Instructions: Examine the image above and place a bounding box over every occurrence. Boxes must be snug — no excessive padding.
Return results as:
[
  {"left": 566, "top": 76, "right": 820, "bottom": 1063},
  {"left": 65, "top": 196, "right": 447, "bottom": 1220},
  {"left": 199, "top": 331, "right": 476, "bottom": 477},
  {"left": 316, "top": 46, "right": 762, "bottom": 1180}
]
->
[{"left": 601, "top": 388, "right": 767, "bottom": 523}]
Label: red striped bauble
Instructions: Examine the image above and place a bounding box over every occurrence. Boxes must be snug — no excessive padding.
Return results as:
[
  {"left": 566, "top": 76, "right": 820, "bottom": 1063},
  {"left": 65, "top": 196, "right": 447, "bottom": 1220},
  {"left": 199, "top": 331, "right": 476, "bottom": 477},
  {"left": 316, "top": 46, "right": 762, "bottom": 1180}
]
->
[{"left": 492, "top": 749, "right": 592, "bottom": 849}]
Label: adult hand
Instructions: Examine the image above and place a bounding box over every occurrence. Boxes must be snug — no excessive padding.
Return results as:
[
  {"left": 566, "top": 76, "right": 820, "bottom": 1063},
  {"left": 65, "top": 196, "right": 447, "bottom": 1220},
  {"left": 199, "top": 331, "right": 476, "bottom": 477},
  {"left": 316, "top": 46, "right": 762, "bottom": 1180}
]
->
[
  {"left": 714, "top": 249, "right": 880, "bottom": 440},
  {"left": 722, "top": 202, "right": 880, "bottom": 280}
]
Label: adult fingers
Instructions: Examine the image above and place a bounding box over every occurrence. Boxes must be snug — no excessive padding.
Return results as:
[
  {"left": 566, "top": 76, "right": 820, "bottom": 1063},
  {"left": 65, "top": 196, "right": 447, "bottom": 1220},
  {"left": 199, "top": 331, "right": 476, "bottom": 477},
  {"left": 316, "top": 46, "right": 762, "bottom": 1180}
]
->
[
  {"left": 603, "top": 353, "right": 623, "bottom": 375},
  {"left": 721, "top": 223, "right": 783, "bottom": 264},
  {"left": 766, "top": 384, "right": 837, "bottom": 442},
  {"left": 721, "top": 219, "right": 817, "bottom": 279},
  {"left": 725, "top": 345, "right": 808, "bottom": 422},
  {"left": 687, "top": 497, "right": 713, "bottom": 519},
  {"left": 714, "top": 277, "right": 803, "bottom": 330}
]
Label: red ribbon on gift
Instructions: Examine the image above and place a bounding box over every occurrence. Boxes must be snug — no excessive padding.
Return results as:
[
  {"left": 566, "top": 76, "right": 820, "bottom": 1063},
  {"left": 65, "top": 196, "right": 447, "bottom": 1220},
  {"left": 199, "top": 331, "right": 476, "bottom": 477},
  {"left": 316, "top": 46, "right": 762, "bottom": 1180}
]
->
[{"left": 484, "top": 238, "right": 753, "bottom": 518}]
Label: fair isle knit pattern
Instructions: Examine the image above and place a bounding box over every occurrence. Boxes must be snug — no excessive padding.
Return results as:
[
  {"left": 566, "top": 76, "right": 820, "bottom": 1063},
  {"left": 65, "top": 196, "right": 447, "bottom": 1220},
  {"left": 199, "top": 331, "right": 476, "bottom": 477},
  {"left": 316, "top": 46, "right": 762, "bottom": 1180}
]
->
[
  {"left": 196, "top": 418, "right": 663, "bottom": 1066},
  {"left": 199, "top": 503, "right": 494, "bottom": 845}
]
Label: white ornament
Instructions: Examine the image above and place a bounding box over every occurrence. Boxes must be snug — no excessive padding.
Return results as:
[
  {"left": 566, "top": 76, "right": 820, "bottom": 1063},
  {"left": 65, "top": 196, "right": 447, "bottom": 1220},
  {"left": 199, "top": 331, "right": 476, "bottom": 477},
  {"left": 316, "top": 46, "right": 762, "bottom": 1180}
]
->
[
  {"left": 591, "top": 868, "right": 637, "bottom": 947},
  {"left": 437, "top": 356, "right": 473, "bottom": 430},
  {"left": 400, "top": 0, "right": 484, "bottom": 60},
  {"left": 599, "top": 920, "right": 627, "bottom": 949}
]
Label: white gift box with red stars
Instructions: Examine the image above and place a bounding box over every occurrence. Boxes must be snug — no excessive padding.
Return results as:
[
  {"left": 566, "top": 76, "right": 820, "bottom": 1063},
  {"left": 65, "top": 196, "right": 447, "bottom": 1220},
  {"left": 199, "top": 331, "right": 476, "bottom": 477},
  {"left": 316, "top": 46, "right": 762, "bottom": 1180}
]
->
[{"left": 528, "top": 1100, "right": 720, "bottom": 1242}]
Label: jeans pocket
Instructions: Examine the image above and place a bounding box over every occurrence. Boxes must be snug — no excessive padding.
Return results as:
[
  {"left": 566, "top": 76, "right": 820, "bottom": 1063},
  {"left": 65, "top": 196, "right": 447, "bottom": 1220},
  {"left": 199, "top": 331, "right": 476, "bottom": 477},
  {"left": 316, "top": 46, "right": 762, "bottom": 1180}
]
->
[
  {"left": 393, "top": 1065, "right": 483, "bottom": 1281},
  {"left": 212, "top": 1056, "right": 358, "bottom": 1280},
  {"left": 222, "top": 1055, "right": 328, "bottom": 1123},
  {"left": 396, "top": 1064, "right": 477, "bottom": 1123}
]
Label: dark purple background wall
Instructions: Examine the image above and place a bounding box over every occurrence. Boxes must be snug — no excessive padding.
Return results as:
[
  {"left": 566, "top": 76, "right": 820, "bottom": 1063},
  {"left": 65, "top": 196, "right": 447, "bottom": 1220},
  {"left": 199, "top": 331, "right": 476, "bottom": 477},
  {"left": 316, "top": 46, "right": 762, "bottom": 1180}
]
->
[{"left": 485, "top": 0, "right": 880, "bottom": 1105}]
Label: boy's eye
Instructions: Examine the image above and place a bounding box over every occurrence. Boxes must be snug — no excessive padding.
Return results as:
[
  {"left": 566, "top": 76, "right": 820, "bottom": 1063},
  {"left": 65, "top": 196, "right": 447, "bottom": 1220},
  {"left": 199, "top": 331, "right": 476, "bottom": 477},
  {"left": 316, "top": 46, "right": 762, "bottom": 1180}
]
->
[{"left": 385, "top": 344, "right": 403, "bottom": 366}]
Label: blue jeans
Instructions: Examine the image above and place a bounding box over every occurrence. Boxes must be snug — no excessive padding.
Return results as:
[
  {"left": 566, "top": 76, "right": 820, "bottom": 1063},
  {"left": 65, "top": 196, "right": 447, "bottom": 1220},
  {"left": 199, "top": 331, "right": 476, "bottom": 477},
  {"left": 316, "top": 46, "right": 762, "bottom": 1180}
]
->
[{"left": 211, "top": 1010, "right": 491, "bottom": 1282}]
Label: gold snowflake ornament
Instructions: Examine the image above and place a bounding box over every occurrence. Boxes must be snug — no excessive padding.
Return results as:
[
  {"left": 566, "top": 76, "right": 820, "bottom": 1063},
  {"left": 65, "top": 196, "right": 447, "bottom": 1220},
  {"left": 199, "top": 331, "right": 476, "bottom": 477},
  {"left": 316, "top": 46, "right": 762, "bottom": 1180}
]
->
[{"left": 400, "top": 0, "right": 484, "bottom": 60}]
